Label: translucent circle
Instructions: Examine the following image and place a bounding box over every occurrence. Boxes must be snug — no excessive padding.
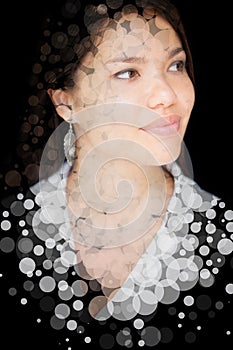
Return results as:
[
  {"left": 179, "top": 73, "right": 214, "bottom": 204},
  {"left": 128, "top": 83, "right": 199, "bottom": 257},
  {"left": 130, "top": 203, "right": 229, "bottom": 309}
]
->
[
  {"left": 8, "top": 287, "right": 17, "bottom": 296},
  {"left": 90, "top": 296, "right": 114, "bottom": 321},
  {"left": 10, "top": 201, "right": 25, "bottom": 216},
  {"left": 185, "top": 332, "right": 196, "bottom": 343},
  {"left": 39, "top": 205, "right": 65, "bottom": 225},
  {"left": 67, "top": 24, "right": 79, "bottom": 36},
  {"left": 39, "top": 276, "right": 56, "bottom": 292},
  {"left": 85, "top": 337, "right": 91, "bottom": 343},
  {"left": 205, "top": 223, "right": 216, "bottom": 234},
  {"left": 217, "top": 238, "right": 233, "bottom": 255},
  {"left": 23, "top": 280, "right": 34, "bottom": 292},
  {"left": 58, "top": 280, "right": 69, "bottom": 291},
  {"left": 22, "top": 229, "right": 29, "bottom": 236},
  {"left": 106, "top": 0, "right": 123, "bottom": 9},
  {"left": 196, "top": 295, "right": 212, "bottom": 310},
  {"left": 206, "top": 209, "right": 216, "bottom": 219},
  {"left": 184, "top": 212, "right": 194, "bottom": 223},
  {"left": 73, "top": 300, "right": 84, "bottom": 311},
  {"left": 51, "top": 32, "right": 68, "bottom": 49},
  {"left": 99, "top": 333, "right": 115, "bottom": 349},
  {"left": 184, "top": 295, "right": 194, "bottom": 306},
  {"left": 208, "top": 311, "right": 215, "bottom": 318},
  {"left": 24, "top": 199, "right": 35, "bottom": 210},
  {"left": 19, "top": 257, "right": 36, "bottom": 274},
  {"left": 77, "top": 325, "right": 85, "bottom": 334},
  {"left": 166, "top": 258, "right": 198, "bottom": 291},
  {"left": 200, "top": 269, "right": 210, "bottom": 279},
  {"left": 168, "top": 307, "right": 176, "bottom": 315},
  {"left": 53, "top": 258, "right": 69, "bottom": 274},
  {"left": 18, "top": 238, "right": 33, "bottom": 253},
  {"left": 118, "top": 332, "right": 130, "bottom": 348},
  {"left": 139, "top": 289, "right": 158, "bottom": 305},
  {"left": 226, "top": 222, "right": 233, "bottom": 232},
  {"left": 199, "top": 271, "right": 215, "bottom": 287},
  {"left": 39, "top": 296, "right": 55, "bottom": 312},
  {"left": 72, "top": 280, "right": 88, "bottom": 297},
  {"left": 55, "top": 303, "right": 71, "bottom": 319},
  {"left": 141, "top": 326, "right": 161, "bottom": 346},
  {"left": 1, "top": 220, "right": 11, "bottom": 231},
  {"left": 199, "top": 245, "right": 210, "bottom": 256},
  {"left": 97, "top": 4, "right": 107, "bottom": 15},
  {"left": 157, "top": 234, "right": 178, "bottom": 254},
  {"left": 133, "top": 318, "right": 144, "bottom": 330},
  {"left": 58, "top": 286, "right": 74, "bottom": 301},
  {"left": 61, "top": 250, "right": 77, "bottom": 267},
  {"left": 211, "top": 252, "right": 225, "bottom": 267},
  {"left": 50, "top": 315, "right": 66, "bottom": 330},
  {"left": 224, "top": 210, "right": 233, "bottom": 220},
  {"left": 89, "top": 280, "right": 101, "bottom": 292},
  {"left": 179, "top": 249, "right": 186, "bottom": 256},
  {"left": 0, "top": 237, "right": 15, "bottom": 253},
  {"left": 45, "top": 238, "right": 56, "bottom": 249},
  {"left": 160, "top": 327, "right": 173, "bottom": 344},
  {"left": 5, "top": 170, "right": 21, "bottom": 187},
  {"left": 21, "top": 298, "right": 27, "bottom": 305},
  {"left": 215, "top": 301, "right": 224, "bottom": 310},
  {"left": 189, "top": 311, "right": 197, "bottom": 320},
  {"left": 33, "top": 245, "right": 44, "bottom": 256},
  {"left": 136, "top": 295, "right": 158, "bottom": 316},
  {"left": 67, "top": 320, "right": 77, "bottom": 331},
  {"left": 190, "top": 222, "right": 201, "bottom": 233},
  {"left": 226, "top": 283, "right": 233, "bottom": 294},
  {"left": 19, "top": 220, "right": 25, "bottom": 227}
]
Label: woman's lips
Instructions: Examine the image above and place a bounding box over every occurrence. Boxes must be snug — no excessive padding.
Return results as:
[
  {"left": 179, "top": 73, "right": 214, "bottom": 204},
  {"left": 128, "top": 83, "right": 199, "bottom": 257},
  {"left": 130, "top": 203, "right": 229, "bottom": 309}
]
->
[{"left": 140, "top": 115, "right": 181, "bottom": 136}]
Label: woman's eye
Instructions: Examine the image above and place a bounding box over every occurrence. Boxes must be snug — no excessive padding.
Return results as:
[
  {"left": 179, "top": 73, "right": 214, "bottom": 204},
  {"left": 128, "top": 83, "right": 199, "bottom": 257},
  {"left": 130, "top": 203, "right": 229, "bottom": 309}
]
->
[
  {"left": 169, "top": 60, "right": 186, "bottom": 72},
  {"left": 114, "top": 69, "right": 139, "bottom": 80}
]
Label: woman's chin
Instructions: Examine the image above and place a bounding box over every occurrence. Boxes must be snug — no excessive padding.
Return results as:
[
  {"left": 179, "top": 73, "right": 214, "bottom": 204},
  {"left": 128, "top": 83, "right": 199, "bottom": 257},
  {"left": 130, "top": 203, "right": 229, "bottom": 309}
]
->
[{"left": 140, "top": 142, "right": 181, "bottom": 166}]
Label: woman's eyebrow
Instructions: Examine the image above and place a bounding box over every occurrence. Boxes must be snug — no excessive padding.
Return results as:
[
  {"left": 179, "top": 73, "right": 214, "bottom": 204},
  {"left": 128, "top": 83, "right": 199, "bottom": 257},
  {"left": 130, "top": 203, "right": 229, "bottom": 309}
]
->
[
  {"left": 105, "top": 47, "right": 184, "bottom": 65},
  {"left": 167, "top": 47, "right": 185, "bottom": 58},
  {"left": 105, "top": 56, "right": 146, "bottom": 64}
]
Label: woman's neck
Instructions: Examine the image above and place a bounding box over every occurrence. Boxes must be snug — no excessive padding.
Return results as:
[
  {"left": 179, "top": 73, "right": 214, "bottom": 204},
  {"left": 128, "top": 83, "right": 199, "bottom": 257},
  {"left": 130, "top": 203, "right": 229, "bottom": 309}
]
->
[
  {"left": 66, "top": 161, "right": 174, "bottom": 298},
  {"left": 66, "top": 159, "right": 174, "bottom": 226}
]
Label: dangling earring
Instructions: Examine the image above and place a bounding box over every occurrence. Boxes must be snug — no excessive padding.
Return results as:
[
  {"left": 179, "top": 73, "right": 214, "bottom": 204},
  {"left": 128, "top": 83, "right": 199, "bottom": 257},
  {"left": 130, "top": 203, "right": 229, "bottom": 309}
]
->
[
  {"left": 64, "top": 122, "right": 75, "bottom": 166},
  {"left": 54, "top": 103, "right": 76, "bottom": 166}
]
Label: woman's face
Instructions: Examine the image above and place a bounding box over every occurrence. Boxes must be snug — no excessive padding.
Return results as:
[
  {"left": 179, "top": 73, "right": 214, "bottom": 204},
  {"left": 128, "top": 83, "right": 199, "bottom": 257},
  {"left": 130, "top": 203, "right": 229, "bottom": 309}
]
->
[{"left": 64, "top": 14, "right": 195, "bottom": 165}]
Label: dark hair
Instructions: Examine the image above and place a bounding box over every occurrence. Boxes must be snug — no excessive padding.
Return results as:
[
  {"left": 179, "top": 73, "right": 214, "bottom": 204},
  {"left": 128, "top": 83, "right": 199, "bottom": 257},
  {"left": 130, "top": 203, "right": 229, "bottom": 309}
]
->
[{"left": 32, "top": 0, "right": 194, "bottom": 92}]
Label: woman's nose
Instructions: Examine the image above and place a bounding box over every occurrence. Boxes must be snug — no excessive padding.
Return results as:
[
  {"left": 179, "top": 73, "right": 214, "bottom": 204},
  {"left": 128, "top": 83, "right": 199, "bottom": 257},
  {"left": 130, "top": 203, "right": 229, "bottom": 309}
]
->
[{"left": 146, "top": 76, "right": 177, "bottom": 110}]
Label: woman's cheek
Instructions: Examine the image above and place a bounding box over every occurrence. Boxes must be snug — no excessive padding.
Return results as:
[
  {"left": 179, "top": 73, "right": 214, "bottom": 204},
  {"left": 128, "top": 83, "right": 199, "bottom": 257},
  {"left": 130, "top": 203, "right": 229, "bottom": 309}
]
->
[{"left": 183, "top": 78, "right": 195, "bottom": 109}]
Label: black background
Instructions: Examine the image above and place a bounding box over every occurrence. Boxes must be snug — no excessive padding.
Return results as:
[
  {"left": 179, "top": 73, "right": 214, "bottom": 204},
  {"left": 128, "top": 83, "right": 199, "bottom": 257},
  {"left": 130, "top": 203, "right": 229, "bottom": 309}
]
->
[{"left": 0, "top": 2, "right": 232, "bottom": 347}]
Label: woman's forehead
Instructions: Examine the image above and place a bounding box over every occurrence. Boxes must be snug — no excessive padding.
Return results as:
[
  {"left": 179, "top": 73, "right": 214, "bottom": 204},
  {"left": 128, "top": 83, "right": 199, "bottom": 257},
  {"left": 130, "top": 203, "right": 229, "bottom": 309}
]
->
[
  {"left": 81, "top": 15, "right": 180, "bottom": 63},
  {"left": 92, "top": 13, "right": 174, "bottom": 38}
]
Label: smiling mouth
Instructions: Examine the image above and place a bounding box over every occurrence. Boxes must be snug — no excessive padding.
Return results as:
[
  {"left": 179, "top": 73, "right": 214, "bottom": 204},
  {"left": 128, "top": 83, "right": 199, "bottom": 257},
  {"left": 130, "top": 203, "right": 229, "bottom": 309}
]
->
[
  {"left": 141, "top": 121, "right": 180, "bottom": 136},
  {"left": 140, "top": 117, "right": 180, "bottom": 136}
]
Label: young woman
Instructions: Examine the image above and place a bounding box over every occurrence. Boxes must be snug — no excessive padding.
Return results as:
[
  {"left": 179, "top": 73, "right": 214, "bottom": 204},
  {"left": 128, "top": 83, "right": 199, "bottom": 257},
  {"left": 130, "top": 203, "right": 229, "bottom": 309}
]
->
[{"left": 0, "top": 1, "right": 232, "bottom": 349}]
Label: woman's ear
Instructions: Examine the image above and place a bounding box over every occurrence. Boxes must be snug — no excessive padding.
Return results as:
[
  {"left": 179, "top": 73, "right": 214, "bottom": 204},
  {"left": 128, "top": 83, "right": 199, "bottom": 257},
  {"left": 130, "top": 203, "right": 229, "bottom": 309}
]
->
[{"left": 47, "top": 88, "right": 73, "bottom": 121}]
